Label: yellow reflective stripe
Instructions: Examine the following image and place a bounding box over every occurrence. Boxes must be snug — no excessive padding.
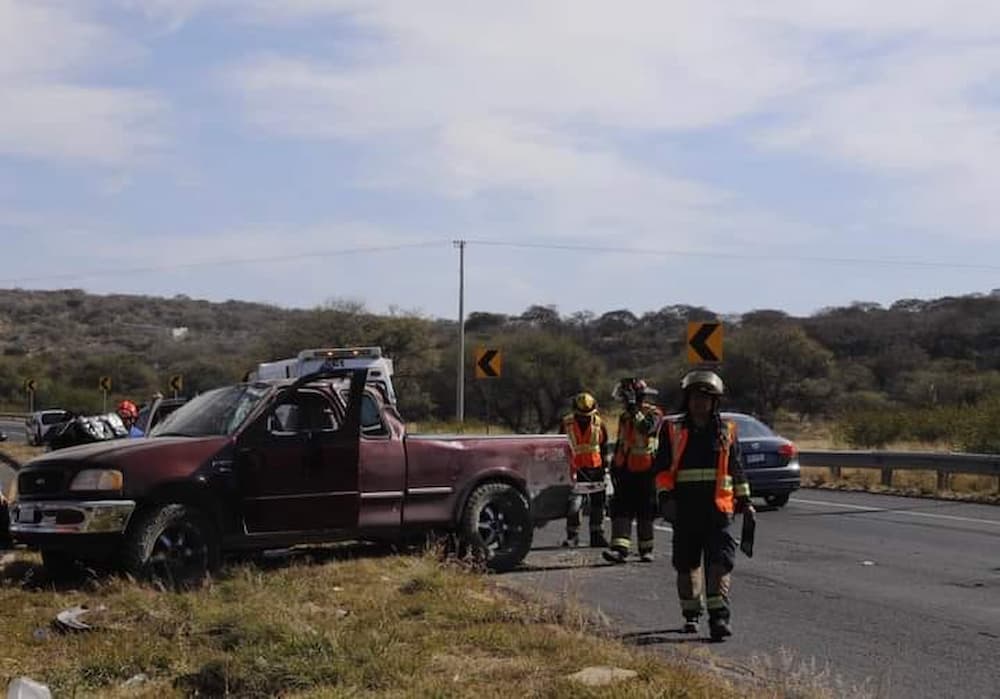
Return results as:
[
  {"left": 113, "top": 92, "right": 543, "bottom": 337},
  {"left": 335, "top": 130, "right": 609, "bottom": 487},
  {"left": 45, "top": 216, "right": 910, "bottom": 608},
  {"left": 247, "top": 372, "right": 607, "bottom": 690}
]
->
[
  {"left": 706, "top": 596, "right": 726, "bottom": 610},
  {"left": 676, "top": 468, "right": 717, "bottom": 483},
  {"left": 611, "top": 537, "right": 631, "bottom": 549},
  {"left": 734, "top": 482, "right": 751, "bottom": 497},
  {"left": 721, "top": 476, "right": 733, "bottom": 490}
]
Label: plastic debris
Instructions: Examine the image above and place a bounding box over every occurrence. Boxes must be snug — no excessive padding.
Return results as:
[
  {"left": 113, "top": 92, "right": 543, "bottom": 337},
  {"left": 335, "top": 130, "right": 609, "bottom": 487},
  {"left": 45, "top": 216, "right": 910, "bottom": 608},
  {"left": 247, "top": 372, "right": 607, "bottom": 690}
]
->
[
  {"left": 54, "top": 604, "right": 107, "bottom": 632},
  {"left": 6, "top": 677, "right": 52, "bottom": 699}
]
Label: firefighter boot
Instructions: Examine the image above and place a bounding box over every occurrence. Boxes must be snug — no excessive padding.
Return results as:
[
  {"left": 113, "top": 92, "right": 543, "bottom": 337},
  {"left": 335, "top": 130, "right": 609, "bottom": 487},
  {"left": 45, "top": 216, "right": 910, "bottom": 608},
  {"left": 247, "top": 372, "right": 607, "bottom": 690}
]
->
[
  {"left": 682, "top": 616, "right": 699, "bottom": 634},
  {"left": 709, "top": 616, "right": 732, "bottom": 641},
  {"left": 602, "top": 547, "right": 628, "bottom": 564},
  {"left": 561, "top": 534, "right": 579, "bottom": 548}
]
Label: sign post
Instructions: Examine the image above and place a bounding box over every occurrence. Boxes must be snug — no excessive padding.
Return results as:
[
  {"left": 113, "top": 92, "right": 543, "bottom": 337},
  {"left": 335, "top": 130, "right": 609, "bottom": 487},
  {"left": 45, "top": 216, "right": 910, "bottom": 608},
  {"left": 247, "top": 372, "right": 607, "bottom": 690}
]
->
[
  {"left": 474, "top": 347, "right": 502, "bottom": 434},
  {"left": 24, "top": 378, "right": 36, "bottom": 413},
  {"left": 99, "top": 376, "right": 112, "bottom": 412}
]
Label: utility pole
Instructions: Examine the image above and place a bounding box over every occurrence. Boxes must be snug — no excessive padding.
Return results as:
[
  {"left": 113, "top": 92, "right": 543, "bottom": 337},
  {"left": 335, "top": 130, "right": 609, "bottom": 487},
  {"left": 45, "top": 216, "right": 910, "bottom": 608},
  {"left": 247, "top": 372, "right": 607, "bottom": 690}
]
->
[{"left": 454, "top": 239, "right": 466, "bottom": 422}]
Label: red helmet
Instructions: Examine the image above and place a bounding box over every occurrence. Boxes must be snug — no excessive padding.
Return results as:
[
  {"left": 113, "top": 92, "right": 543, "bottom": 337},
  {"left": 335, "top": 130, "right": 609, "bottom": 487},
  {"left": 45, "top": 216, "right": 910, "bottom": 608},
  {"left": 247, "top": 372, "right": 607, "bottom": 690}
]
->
[{"left": 117, "top": 400, "right": 139, "bottom": 420}]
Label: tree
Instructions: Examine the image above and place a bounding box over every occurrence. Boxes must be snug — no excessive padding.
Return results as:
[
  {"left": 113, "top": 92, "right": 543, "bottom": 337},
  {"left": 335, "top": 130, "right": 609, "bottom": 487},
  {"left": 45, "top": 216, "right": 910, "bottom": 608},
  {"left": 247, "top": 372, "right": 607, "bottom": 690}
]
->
[
  {"left": 726, "top": 324, "right": 832, "bottom": 421},
  {"left": 470, "top": 330, "right": 605, "bottom": 432}
]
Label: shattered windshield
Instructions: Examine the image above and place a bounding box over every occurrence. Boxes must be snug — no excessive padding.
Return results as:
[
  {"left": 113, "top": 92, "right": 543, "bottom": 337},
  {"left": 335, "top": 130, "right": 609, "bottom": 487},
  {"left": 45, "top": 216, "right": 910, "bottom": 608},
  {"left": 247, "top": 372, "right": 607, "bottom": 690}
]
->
[{"left": 150, "top": 384, "right": 271, "bottom": 437}]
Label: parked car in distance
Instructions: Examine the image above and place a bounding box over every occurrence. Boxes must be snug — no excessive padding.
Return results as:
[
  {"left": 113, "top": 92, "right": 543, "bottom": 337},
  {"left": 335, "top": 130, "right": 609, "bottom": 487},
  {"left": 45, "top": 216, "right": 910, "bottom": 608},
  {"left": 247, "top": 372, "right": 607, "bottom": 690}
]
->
[
  {"left": 24, "top": 410, "right": 72, "bottom": 446},
  {"left": 722, "top": 412, "right": 800, "bottom": 508}
]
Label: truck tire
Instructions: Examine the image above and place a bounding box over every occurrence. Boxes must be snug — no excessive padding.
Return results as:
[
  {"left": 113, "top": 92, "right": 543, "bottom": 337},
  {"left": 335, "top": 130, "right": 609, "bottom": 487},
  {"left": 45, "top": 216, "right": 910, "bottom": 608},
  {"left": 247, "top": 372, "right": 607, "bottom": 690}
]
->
[
  {"left": 460, "top": 482, "right": 532, "bottom": 572},
  {"left": 120, "top": 504, "right": 220, "bottom": 589}
]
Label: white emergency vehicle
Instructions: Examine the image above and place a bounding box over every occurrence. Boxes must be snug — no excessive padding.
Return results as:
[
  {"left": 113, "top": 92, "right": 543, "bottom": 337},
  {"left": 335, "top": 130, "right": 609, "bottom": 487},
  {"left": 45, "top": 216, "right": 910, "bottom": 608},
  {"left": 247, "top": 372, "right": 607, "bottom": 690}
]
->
[{"left": 248, "top": 346, "right": 397, "bottom": 405}]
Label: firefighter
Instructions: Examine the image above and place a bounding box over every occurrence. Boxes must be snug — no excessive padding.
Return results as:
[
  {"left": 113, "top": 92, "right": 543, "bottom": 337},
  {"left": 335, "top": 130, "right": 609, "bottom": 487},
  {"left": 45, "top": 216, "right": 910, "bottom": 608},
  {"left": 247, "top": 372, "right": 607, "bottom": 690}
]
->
[
  {"left": 602, "top": 378, "right": 662, "bottom": 564},
  {"left": 654, "top": 370, "right": 752, "bottom": 641},
  {"left": 560, "top": 392, "right": 611, "bottom": 548}
]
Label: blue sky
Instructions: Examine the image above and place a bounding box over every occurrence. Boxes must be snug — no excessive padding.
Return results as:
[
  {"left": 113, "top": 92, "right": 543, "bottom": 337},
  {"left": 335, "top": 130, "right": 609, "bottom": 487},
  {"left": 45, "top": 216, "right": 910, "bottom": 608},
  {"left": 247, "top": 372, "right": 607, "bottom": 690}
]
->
[{"left": 3, "top": 0, "right": 1000, "bottom": 320}]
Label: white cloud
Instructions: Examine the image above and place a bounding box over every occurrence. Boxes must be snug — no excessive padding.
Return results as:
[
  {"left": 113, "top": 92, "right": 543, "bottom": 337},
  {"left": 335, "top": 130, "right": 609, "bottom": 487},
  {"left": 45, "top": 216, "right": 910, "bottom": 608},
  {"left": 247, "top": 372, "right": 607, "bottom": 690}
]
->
[
  {"left": 0, "top": 0, "right": 165, "bottom": 165},
  {"left": 224, "top": 1, "right": 1000, "bottom": 243}
]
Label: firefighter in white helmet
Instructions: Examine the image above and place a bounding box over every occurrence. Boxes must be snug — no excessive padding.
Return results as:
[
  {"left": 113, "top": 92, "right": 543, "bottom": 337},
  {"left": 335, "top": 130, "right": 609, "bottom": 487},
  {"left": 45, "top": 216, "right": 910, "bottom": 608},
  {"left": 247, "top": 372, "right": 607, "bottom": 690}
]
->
[{"left": 654, "top": 370, "right": 752, "bottom": 641}]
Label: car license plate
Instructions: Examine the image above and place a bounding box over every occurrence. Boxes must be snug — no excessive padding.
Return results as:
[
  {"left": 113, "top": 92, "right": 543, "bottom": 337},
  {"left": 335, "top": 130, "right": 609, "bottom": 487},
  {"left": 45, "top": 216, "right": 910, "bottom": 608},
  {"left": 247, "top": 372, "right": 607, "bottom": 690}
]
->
[{"left": 745, "top": 453, "right": 767, "bottom": 465}]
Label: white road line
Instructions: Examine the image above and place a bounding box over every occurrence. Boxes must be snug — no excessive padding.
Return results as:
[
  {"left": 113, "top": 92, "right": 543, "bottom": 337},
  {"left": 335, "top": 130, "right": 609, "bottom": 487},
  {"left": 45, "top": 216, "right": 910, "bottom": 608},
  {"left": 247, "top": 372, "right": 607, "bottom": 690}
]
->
[{"left": 791, "top": 497, "right": 1000, "bottom": 527}]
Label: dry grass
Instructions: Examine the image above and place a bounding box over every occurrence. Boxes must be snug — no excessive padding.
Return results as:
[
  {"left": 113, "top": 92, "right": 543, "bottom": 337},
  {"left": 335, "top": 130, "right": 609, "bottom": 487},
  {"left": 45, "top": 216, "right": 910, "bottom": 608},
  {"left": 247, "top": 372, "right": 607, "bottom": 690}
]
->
[
  {"left": 0, "top": 443, "right": 44, "bottom": 465},
  {"left": 0, "top": 550, "right": 758, "bottom": 698},
  {"left": 801, "top": 467, "right": 999, "bottom": 504},
  {"left": 776, "top": 419, "right": 1000, "bottom": 502}
]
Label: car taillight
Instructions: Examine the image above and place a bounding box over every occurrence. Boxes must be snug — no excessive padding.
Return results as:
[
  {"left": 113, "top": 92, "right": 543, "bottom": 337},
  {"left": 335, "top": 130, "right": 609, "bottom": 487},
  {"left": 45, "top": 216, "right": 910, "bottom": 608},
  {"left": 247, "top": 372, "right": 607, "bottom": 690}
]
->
[{"left": 778, "top": 442, "right": 798, "bottom": 459}]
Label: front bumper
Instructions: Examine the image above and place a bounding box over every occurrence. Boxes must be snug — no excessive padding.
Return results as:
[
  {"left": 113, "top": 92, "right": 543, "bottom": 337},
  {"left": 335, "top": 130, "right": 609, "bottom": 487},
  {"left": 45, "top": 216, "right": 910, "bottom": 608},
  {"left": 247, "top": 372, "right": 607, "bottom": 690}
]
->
[{"left": 9, "top": 499, "right": 137, "bottom": 535}]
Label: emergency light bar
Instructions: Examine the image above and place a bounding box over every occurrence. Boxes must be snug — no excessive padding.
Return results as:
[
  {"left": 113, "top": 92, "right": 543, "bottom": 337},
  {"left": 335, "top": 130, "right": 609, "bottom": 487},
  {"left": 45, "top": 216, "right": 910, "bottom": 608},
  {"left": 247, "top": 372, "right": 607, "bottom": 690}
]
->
[{"left": 301, "top": 347, "right": 382, "bottom": 360}]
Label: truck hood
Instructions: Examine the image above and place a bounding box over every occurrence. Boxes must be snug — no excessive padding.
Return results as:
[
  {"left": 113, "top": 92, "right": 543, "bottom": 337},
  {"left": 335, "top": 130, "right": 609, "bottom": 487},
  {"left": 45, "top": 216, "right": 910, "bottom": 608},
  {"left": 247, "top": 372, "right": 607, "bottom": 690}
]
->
[
  {"left": 28, "top": 436, "right": 230, "bottom": 470},
  {"left": 21, "top": 436, "right": 232, "bottom": 498}
]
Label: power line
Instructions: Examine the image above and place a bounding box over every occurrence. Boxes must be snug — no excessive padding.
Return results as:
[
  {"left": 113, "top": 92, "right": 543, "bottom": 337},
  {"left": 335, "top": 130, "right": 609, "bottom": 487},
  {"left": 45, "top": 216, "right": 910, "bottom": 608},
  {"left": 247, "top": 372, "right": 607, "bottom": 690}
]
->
[
  {"left": 0, "top": 241, "right": 450, "bottom": 285},
  {"left": 467, "top": 239, "right": 1000, "bottom": 272}
]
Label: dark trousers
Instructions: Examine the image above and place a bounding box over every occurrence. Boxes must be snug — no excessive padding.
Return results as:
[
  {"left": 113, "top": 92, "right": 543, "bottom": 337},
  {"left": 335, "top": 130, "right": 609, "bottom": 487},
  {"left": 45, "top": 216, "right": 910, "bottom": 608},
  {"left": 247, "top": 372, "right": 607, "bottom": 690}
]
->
[
  {"left": 609, "top": 469, "right": 655, "bottom": 554},
  {"left": 671, "top": 509, "right": 737, "bottom": 621},
  {"left": 567, "top": 467, "right": 606, "bottom": 539}
]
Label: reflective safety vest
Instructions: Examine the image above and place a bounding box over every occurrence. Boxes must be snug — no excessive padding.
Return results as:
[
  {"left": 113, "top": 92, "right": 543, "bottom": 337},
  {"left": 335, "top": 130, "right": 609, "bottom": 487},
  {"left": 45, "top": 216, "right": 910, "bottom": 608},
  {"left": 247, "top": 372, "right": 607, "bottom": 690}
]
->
[
  {"left": 614, "top": 409, "right": 660, "bottom": 472},
  {"left": 563, "top": 414, "right": 603, "bottom": 472},
  {"left": 654, "top": 418, "right": 743, "bottom": 513}
]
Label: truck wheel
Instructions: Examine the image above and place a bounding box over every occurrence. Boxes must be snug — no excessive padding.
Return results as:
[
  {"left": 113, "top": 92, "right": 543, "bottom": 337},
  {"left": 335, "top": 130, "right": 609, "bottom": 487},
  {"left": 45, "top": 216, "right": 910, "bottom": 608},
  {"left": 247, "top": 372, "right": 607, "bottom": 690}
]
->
[
  {"left": 121, "top": 504, "right": 220, "bottom": 589},
  {"left": 764, "top": 493, "right": 790, "bottom": 508},
  {"left": 460, "top": 483, "right": 531, "bottom": 572}
]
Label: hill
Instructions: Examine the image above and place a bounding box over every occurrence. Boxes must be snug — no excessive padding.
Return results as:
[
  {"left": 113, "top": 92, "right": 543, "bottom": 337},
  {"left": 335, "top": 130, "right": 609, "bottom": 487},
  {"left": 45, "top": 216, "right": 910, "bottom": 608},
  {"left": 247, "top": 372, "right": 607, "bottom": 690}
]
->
[{"left": 4, "top": 287, "right": 1000, "bottom": 448}]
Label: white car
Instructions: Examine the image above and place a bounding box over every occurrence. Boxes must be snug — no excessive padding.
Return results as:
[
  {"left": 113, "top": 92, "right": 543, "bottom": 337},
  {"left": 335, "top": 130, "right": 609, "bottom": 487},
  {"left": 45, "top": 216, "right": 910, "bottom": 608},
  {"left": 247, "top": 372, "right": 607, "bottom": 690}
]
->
[{"left": 24, "top": 410, "right": 72, "bottom": 446}]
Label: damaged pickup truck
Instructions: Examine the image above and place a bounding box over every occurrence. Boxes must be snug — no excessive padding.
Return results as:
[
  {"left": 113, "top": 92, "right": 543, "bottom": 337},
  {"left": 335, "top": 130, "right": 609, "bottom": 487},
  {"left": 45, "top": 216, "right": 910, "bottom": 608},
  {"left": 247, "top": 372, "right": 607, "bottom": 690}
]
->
[{"left": 8, "top": 370, "right": 572, "bottom": 583}]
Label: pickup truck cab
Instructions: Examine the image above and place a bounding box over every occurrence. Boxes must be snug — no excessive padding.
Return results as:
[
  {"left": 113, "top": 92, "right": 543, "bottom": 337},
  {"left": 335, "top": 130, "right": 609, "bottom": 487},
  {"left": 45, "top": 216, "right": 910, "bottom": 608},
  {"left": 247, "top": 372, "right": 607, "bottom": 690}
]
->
[{"left": 9, "top": 370, "right": 571, "bottom": 583}]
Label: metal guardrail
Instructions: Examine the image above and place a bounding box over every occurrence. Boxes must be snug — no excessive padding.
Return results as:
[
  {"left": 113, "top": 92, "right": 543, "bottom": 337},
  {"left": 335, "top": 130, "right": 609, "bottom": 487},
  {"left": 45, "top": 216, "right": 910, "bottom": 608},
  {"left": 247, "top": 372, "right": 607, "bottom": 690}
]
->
[
  {"left": 0, "top": 413, "right": 26, "bottom": 421},
  {"left": 799, "top": 449, "right": 1000, "bottom": 492}
]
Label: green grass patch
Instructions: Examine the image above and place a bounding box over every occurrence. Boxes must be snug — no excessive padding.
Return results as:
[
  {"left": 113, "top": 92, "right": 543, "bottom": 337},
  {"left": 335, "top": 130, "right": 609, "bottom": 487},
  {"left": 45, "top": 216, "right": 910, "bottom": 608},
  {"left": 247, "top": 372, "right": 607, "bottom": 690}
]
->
[{"left": 0, "top": 551, "right": 757, "bottom": 698}]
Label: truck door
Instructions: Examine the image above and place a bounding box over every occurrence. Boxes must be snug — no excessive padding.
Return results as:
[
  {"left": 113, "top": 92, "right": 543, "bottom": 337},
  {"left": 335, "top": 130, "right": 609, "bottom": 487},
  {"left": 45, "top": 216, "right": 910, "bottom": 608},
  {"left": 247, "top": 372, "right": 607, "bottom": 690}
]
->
[
  {"left": 237, "top": 385, "right": 361, "bottom": 534},
  {"left": 358, "top": 390, "right": 406, "bottom": 530}
]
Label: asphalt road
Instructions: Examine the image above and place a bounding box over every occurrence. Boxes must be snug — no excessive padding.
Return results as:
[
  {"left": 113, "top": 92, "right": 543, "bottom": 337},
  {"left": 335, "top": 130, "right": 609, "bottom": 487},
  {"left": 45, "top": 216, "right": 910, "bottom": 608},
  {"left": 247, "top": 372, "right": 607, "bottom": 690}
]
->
[
  {"left": 0, "top": 418, "right": 25, "bottom": 444},
  {"left": 510, "top": 490, "right": 1000, "bottom": 698}
]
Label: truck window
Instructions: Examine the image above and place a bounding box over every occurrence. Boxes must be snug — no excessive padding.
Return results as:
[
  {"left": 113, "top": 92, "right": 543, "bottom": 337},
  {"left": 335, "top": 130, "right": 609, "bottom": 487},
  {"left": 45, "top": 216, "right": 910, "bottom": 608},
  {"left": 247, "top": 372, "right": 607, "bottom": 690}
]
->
[
  {"left": 360, "top": 394, "right": 388, "bottom": 437},
  {"left": 270, "top": 391, "right": 340, "bottom": 434}
]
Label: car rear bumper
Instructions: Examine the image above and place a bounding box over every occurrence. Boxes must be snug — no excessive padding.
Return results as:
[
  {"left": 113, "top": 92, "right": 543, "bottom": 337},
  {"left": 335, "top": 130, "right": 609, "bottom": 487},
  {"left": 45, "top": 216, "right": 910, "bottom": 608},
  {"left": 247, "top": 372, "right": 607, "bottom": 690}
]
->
[
  {"left": 9, "top": 499, "right": 136, "bottom": 536},
  {"left": 746, "top": 462, "right": 801, "bottom": 495}
]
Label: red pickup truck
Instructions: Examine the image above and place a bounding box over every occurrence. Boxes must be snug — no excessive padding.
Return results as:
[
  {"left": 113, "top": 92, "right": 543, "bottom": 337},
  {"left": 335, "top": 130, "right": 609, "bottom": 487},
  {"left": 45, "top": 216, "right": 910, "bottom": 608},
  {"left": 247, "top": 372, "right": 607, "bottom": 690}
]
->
[{"left": 8, "top": 370, "right": 572, "bottom": 583}]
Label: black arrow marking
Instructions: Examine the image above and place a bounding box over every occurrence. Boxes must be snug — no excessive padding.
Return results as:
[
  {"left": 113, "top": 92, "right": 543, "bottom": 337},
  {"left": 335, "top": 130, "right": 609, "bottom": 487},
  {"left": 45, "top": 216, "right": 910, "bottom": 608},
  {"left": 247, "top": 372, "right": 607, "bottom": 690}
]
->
[
  {"left": 477, "top": 349, "right": 499, "bottom": 377},
  {"left": 690, "top": 323, "right": 720, "bottom": 362}
]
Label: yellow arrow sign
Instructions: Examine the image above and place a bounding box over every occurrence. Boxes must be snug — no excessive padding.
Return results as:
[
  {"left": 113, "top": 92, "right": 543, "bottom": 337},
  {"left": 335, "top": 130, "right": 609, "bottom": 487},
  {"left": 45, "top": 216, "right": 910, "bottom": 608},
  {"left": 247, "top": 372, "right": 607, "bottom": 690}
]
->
[
  {"left": 687, "top": 322, "right": 723, "bottom": 364},
  {"left": 169, "top": 374, "right": 183, "bottom": 393},
  {"left": 24, "top": 378, "right": 36, "bottom": 393},
  {"left": 474, "top": 347, "right": 502, "bottom": 379},
  {"left": 99, "top": 375, "right": 112, "bottom": 392}
]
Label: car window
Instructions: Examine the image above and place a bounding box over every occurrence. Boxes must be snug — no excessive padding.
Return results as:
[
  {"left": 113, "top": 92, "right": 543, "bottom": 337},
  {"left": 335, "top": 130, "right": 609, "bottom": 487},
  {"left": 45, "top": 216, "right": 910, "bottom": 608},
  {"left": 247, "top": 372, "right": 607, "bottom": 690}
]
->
[
  {"left": 727, "top": 414, "right": 775, "bottom": 439},
  {"left": 41, "top": 412, "right": 67, "bottom": 425}
]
